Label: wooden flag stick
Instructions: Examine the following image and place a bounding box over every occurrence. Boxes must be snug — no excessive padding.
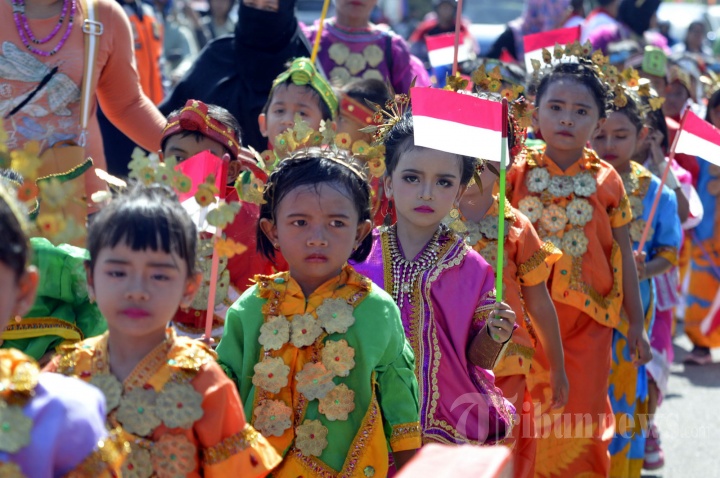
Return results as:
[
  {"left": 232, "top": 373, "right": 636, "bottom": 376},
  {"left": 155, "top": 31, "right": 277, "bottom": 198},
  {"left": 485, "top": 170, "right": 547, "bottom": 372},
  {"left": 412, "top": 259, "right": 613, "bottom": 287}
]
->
[
  {"left": 495, "top": 99, "right": 509, "bottom": 303},
  {"left": 636, "top": 109, "right": 688, "bottom": 253},
  {"left": 310, "top": 0, "right": 332, "bottom": 64},
  {"left": 452, "top": 0, "right": 464, "bottom": 75}
]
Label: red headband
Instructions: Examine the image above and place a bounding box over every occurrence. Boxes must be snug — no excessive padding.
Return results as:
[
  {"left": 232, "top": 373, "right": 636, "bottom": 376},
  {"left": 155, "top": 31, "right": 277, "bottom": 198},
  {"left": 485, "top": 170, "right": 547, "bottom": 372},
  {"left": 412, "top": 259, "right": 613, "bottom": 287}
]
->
[
  {"left": 162, "top": 100, "right": 241, "bottom": 159},
  {"left": 340, "top": 95, "right": 376, "bottom": 126}
]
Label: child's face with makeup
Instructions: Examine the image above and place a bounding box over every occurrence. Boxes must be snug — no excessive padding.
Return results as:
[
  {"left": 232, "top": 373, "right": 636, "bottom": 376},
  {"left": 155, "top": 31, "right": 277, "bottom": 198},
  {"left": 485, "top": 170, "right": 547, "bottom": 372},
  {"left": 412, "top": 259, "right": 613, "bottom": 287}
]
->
[
  {"left": 88, "top": 243, "right": 199, "bottom": 341},
  {"left": 592, "top": 111, "right": 643, "bottom": 170},
  {"left": 259, "top": 84, "right": 326, "bottom": 148}
]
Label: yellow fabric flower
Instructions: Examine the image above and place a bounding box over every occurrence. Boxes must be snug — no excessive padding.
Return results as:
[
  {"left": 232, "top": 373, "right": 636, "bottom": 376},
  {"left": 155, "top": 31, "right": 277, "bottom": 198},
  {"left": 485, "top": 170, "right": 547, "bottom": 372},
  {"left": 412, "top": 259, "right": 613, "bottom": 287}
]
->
[
  {"left": 238, "top": 173, "right": 266, "bottom": 206},
  {"left": 258, "top": 315, "right": 291, "bottom": 351},
  {"left": 173, "top": 174, "right": 192, "bottom": 194},
  {"left": 345, "top": 53, "right": 368, "bottom": 76},
  {"left": 215, "top": 238, "right": 248, "bottom": 259},
  {"left": 573, "top": 171, "right": 597, "bottom": 197},
  {"left": 9, "top": 143, "right": 42, "bottom": 180},
  {"left": 321, "top": 339, "right": 356, "bottom": 377},
  {"left": 318, "top": 384, "right": 356, "bottom": 421},
  {"left": 206, "top": 201, "right": 242, "bottom": 229},
  {"left": 290, "top": 313, "right": 323, "bottom": 348},
  {"left": 367, "top": 158, "right": 386, "bottom": 178},
  {"left": 547, "top": 175, "right": 575, "bottom": 197},
  {"left": 154, "top": 163, "right": 177, "bottom": 187},
  {"left": 38, "top": 178, "right": 75, "bottom": 209},
  {"left": 0, "top": 404, "right": 32, "bottom": 453},
  {"left": 329, "top": 67, "right": 352, "bottom": 85},
  {"left": 116, "top": 388, "right": 160, "bottom": 437},
  {"left": 123, "top": 445, "right": 154, "bottom": 478},
  {"left": 317, "top": 298, "right": 355, "bottom": 334},
  {"left": 194, "top": 183, "right": 218, "bottom": 207},
  {"left": 566, "top": 198, "right": 593, "bottom": 227},
  {"left": 363, "top": 44, "right": 384, "bottom": 67},
  {"left": 296, "top": 362, "right": 336, "bottom": 400},
  {"left": 90, "top": 373, "right": 123, "bottom": 411},
  {"left": 518, "top": 196, "right": 543, "bottom": 224},
  {"left": 560, "top": 229, "right": 589, "bottom": 257},
  {"left": 352, "top": 140, "right": 371, "bottom": 156},
  {"left": 540, "top": 204, "right": 568, "bottom": 234},
  {"left": 252, "top": 357, "right": 291, "bottom": 394},
  {"left": 295, "top": 419, "right": 329, "bottom": 457},
  {"left": 150, "top": 434, "right": 197, "bottom": 478},
  {"left": 526, "top": 167, "right": 551, "bottom": 193},
  {"left": 328, "top": 43, "right": 350, "bottom": 65},
  {"left": 253, "top": 399, "right": 293, "bottom": 437},
  {"left": 156, "top": 382, "right": 204, "bottom": 429},
  {"left": 335, "top": 133, "right": 353, "bottom": 150}
]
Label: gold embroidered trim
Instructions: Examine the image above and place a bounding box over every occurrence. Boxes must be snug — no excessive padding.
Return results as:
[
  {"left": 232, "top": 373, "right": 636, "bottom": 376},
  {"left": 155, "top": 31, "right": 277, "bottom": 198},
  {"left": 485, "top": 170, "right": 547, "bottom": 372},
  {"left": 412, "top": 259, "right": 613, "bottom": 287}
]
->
[
  {"left": 202, "top": 424, "right": 260, "bottom": 465},
  {"left": 517, "top": 241, "right": 560, "bottom": 278},
  {"left": 611, "top": 194, "right": 631, "bottom": 221},
  {"left": 64, "top": 428, "right": 130, "bottom": 477},
  {"left": 390, "top": 422, "right": 422, "bottom": 443},
  {"left": 570, "top": 243, "right": 622, "bottom": 309},
  {"left": 655, "top": 247, "right": 679, "bottom": 266},
  {"left": 2, "top": 318, "right": 83, "bottom": 342},
  {"left": 503, "top": 342, "right": 535, "bottom": 361}
]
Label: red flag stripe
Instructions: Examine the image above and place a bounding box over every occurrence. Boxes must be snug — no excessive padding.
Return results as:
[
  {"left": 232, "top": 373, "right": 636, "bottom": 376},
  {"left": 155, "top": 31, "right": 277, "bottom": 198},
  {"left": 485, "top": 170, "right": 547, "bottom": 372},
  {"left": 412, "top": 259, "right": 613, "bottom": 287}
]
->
[
  {"left": 426, "top": 32, "right": 465, "bottom": 51},
  {"left": 523, "top": 26, "right": 582, "bottom": 53},
  {"left": 411, "top": 87, "right": 503, "bottom": 131},
  {"left": 682, "top": 110, "right": 720, "bottom": 145}
]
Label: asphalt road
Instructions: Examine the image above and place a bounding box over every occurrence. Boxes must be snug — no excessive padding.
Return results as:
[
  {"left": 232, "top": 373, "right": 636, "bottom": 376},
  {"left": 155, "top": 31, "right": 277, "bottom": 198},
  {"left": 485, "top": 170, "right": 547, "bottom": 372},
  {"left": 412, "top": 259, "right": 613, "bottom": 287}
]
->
[{"left": 641, "top": 330, "right": 720, "bottom": 478}]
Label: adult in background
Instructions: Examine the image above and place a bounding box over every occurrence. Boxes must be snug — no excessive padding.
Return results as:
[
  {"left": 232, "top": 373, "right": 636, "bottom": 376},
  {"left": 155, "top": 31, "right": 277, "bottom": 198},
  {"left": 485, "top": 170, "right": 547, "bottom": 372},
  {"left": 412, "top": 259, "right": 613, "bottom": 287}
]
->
[
  {"left": 160, "top": 0, "right": 310, "bottom": 152},
  {"left": 581, "top": 0, "right": 620, "bottom": 41},
  {"left": 408, "top": 0, "right": 475, "bottom": 70},
  {"left": 486, "top": 0, "right": 570, "bottom": 62},
  {"left": 586, "top": 0, "right": 665, "bottom": 55},
  {"left": 673, "top": 20, "right": 713, "bottom": 59},
  {"left": 1, "top": 0, "right": 165, "bottom": 196},
  {"left": 302, "top": 0, "right": 430, "bottom": 94}
]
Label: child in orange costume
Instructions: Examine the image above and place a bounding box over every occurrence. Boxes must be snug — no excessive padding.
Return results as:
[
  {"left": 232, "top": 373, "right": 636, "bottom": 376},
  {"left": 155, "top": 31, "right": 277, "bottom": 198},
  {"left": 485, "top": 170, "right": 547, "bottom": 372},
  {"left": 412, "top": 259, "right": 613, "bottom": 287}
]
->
[
  {"left": 46, "top": 184, "right": 280, "bottom": 477},
  {"left": 450, "top": 100, "right": 568, "bottom": 478},
  {"left": 506, "top": 61, "right": 651, "bottom": 477}
]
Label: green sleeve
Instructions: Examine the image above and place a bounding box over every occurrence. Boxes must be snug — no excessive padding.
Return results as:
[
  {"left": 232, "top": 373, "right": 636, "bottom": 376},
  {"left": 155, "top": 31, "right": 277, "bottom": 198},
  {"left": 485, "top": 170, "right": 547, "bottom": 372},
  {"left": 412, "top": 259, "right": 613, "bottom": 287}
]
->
[
  {"left": 216, "top": 285, "right": 264, "bottom": 407},
  {"left": 362, "top": 290, "right": 420, "bottom": 446}
]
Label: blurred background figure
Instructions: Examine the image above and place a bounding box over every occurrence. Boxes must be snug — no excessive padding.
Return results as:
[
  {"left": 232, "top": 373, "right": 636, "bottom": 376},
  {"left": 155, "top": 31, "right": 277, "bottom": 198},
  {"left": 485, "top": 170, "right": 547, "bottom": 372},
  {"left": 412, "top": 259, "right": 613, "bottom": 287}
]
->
[
  {"left": 408, "top": 0, "right": 475, "bottom": 69},
  {"left": 673, "top": 20, "right": 713, "bottom": 59}
]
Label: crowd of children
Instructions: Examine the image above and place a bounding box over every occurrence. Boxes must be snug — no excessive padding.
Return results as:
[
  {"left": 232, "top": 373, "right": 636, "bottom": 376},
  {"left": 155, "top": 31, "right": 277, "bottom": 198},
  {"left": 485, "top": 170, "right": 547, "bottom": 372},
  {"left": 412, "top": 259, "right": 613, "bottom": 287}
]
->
[{"left": 2, "top": 22, "right": 719, "bottom": 478}]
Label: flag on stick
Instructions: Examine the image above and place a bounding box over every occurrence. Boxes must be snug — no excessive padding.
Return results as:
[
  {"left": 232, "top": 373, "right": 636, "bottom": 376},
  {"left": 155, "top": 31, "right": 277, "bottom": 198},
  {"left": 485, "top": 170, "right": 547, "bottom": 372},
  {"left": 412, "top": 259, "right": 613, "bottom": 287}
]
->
[
  {"left": 523, "top": 26, "right": 581, "bottom": 71},
  {"left": 427, "top": 32, "right": 471, "bottom": 69},
  {"left": 411, "top": 87, "right": 503, "bottom": 160}
]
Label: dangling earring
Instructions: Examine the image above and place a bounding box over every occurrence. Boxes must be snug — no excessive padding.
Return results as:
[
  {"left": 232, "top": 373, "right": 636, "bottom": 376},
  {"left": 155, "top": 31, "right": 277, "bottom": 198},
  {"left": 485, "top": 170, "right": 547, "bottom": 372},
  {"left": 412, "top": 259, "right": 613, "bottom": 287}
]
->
[
  {"left": 449, "top": 205, "right": 460, "bottom": 219},
  {"left": 273, "top": 243, "right": 280, "bottom": 250},
  {"left": 14, "top": 315, "right": 22, "bottom": 324}
]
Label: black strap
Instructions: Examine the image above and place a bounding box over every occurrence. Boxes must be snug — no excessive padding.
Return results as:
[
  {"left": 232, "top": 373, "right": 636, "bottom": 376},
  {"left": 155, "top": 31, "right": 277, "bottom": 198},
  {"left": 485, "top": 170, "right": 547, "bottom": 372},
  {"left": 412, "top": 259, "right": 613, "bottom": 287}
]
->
[{"left": 5, "top": 66, "right": 59, "bottom": 119}]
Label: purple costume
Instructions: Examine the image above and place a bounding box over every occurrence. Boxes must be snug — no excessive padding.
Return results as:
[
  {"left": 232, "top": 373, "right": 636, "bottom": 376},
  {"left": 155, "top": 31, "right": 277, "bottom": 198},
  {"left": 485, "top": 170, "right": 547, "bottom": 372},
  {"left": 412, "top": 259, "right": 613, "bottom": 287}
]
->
[
  {"left": 302, "top": 19, "right": 430, "bottom": 94},
  {"left": 353, "top": 228, "right": 515, "bottom": 445}
]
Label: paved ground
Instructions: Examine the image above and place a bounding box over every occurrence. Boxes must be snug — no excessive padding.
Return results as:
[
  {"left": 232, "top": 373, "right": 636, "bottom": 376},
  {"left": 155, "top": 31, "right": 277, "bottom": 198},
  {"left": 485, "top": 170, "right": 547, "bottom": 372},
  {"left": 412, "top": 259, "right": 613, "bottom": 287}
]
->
[{"left": 641, "top": 329, "right": 720, "bottom": 478}]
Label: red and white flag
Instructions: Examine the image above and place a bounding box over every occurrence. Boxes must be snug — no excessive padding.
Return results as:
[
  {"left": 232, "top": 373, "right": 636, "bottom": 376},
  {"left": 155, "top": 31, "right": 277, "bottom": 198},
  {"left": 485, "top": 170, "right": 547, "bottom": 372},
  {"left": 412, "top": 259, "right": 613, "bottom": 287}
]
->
[
  {"left": 674, "top": 110, "right": 720, "bottom": 166},
  {"left": 411, "top": 87, "right": 504, "bottom": 162},
  {"left": 174, "top": 151, "right": 229, "bottom": 232},
  {"left": 523, "top": 26, "right": 581, "bottom": 72},
  {"left": 426, "top": 32, "right": 471, "bottom": 68}
]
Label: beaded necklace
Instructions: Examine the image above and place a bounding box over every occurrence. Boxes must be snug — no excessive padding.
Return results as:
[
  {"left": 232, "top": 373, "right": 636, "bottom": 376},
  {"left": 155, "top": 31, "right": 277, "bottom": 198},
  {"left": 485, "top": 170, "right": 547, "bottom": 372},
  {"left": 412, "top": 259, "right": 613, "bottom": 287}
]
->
[
  {"left": 386, "top": 224, "right": 444, "bottom": 306},
  {"left": 12, "top": 0, "right": 76, "bottom": 57}
]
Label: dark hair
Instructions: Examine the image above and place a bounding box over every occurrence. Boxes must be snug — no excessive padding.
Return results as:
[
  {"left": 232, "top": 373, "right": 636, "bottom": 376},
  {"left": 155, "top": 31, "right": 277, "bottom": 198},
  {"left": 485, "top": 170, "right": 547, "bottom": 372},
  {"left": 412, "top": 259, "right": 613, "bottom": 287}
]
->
[
  {"left": 0, "top": 182, "right": 29, "bottom": 280},
  {"left": 384, "top": 111, "right": 477, "bottom": 185},
  {"left": 87, "top": 184, "right": 198, "bottom": 276},
  {"left": 705, "top": 89, "right": 720, "bottom": 123},
  {"left": 257, "top": 153, "right": 372, "bottom": 263},
  {"left": 261, "top": 80, "right": 334, "bottom": 121},
  {"left": 160, "top": 104, "right": 242, "bottom": 155},
  {"left": 643, "top": 100, "right": 670, "bottom": 152},
  {"left": 618, "top": 0, "right": 661, "bottom": 37},
  {"left": 534, "top": 62, "right": 610, "bottom": 119},
  {"left": 597, "top": 0, "right": 618, "bottom": 6},
  {"left": 341, "top": 78, "right": 392, "bottom": 106},
  {"left": 611, "top": 92, "right": 645, "bottom": 132}
]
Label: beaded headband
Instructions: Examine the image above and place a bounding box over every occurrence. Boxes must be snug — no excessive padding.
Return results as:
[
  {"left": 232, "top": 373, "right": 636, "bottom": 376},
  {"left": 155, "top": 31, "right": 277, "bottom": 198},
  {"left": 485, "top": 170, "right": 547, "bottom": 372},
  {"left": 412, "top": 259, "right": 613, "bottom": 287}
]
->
[
  {"left": 340, "top": 95, "right": 376, "bottom": 126},
  {"left": 162, "top": 100, "right": 241, "bottom": 159},
  {"left": 271, "top": 58, "right": 339, "bottom": 119}
]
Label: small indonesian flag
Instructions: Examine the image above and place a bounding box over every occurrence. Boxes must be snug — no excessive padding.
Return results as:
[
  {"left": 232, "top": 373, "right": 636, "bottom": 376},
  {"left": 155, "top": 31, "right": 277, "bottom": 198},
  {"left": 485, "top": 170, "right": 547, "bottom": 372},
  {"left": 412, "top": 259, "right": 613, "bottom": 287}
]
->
[
  {"left": 523, "top": 26, "right": 581, "bottom": 72},
  {"left": 411, "top": 87, "right": 504, "bottom": 162},
  {"left": 675, "top": 110, "right": 720, "bottom": 166},
  {"left": 174, "top": 151, "right": 229, "bottom": 233},
  {"left": 426, "top": 32, "right": 471, "bottom": 68}
]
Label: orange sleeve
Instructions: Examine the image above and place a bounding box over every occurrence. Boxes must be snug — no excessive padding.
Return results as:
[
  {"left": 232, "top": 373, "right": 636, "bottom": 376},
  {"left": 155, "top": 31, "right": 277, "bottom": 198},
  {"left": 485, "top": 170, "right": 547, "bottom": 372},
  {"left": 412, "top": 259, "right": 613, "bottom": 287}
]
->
[
  {"left": 94, "top": 0, "right": 165, "bottom": 153},
  {"left": 598, "top": 165, "right": 632, "bottom": 229},
  {"left": 514, "top": 212, "right": 561, "bottom": 287},
  {"left": 193, "top": 362, "right": 281, "bottom": 477}
]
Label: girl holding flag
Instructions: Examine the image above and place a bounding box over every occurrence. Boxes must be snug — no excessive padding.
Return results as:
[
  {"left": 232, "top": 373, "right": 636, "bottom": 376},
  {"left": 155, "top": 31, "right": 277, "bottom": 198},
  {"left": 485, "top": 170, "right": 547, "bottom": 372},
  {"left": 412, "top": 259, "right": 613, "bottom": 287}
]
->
[
  {"left": 353, "top": 105, "right": 517, "bottom": 448},
  {"left": 448, "top": 81, "right": 568, "bottom": 477},
  {"left": 506, "top": 58, "right": 651, "bottom": 477},
  {"left": 591, "top": 85, "right": 681, "bottom": 477}
]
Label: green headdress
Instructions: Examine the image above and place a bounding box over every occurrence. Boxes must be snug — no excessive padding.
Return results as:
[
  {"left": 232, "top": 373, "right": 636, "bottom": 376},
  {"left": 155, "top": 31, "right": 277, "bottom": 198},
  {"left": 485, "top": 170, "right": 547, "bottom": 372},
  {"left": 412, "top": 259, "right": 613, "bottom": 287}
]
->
[{"left": 271, "top": 57, "right": 339, "bottom": 119}]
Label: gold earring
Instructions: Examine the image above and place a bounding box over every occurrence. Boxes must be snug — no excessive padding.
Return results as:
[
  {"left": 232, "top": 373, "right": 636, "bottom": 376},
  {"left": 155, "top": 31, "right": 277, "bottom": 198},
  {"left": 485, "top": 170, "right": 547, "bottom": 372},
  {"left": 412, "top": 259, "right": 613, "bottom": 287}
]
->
[
  {"left": 14, "top": 315, "right": 22, "bottom": 324},
  {"left": 273, "top": 243, "right": 280, "bottom": 250},
  {"left": 449, "top": 207, "right": 460, "bottom": 219}
]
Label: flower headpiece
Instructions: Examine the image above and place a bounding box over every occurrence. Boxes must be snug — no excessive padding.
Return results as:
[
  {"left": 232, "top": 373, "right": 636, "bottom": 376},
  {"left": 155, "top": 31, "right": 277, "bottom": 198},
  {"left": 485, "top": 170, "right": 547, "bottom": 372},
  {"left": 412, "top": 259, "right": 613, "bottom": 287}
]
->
[
  {"left": 667, "top": 64, "right": 696, "bottom": 102},
  {"left": 0, "top": 124, "right": 89, "bottom": 244},
  {"left": 271, "top": 58, "right": 339, "bottom": 119},
  {"left": 162, "top": 100, "right": 241, "bottom": 159},
  {"left": 357, "top": 92, "right": 412, "bottom": 145}
]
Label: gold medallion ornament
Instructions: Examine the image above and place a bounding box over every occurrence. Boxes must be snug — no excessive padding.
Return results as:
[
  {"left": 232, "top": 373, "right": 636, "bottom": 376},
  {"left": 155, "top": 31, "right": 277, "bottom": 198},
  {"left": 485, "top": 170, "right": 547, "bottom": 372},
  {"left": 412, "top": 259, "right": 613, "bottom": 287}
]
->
[
  {"left": 0, "top": 350, "right": 40, "bottom": 454},
  {"left": 253, "top": 399, "right": 293, "bottom": 437},
  {"left": 252, "top": 357, "right": 291, "bottom": 394},
  {"left": 295, "top": 420, "right": 329, "bottom": 456},
  {"left": 363, "top": 44, "right": 384, "bottom": 68}
]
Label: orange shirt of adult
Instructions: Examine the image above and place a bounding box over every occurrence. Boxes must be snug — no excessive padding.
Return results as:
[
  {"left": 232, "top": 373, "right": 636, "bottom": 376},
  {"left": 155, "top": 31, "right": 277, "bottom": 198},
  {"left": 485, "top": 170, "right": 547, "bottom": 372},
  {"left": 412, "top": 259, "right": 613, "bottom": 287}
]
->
[{"left": 0, "top": 0, "right": 165, "bottom": 194}]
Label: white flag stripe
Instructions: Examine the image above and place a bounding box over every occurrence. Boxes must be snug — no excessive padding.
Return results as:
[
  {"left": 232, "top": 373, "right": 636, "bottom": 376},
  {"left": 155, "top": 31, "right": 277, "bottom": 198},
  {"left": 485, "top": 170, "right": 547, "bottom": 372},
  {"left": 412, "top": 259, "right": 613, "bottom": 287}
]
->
[
  {"left": 428, "top": 45, "right": 469, "bottom": 68},
  {"left": 181, "top": 197, "right": 219, "bottom": 234},
  {"left": 675, "top": 130, "right": 720, "bottom": 166},
  {"left": 413, "top": 116, "right": 502, "bottom": 162}
]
